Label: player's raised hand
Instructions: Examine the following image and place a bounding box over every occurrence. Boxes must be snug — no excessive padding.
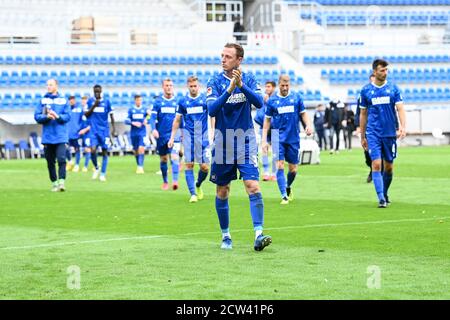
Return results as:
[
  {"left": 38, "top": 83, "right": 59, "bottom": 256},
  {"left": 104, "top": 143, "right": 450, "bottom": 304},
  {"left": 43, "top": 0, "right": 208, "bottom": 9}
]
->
[
  {"left": 232, "top": 68, "right": 243, "bottom": 88},
  {"left": 152, "top": 129, "right": 159, "bottom": 139},
  {"left": 397, "top": 127, "right": 406, "bottom": 140},
  {"left": 227, "top": 76, "right": 237, "bottom": 94}
]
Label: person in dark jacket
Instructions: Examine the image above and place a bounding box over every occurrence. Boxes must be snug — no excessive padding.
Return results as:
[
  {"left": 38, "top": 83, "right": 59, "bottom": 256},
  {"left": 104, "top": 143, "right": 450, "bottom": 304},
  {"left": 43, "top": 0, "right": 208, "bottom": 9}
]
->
[
  {"left": 343, "top": 104, "right": 356, "bottom": 150},
  {"left": 34, "top": 79, "right": 71, "bottom": 191},
  {"left": 313, "top": 104, "right": 327, "bottom": 150},
  {"left": 325, "top": 99, "right": 346, "bottom": 153}
]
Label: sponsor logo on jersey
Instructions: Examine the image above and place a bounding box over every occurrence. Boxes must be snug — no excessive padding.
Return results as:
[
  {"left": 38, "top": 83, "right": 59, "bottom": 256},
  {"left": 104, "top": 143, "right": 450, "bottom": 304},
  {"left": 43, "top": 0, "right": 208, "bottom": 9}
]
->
[
  {"left": 94, "top": 107, "right": 105, "bottom": 113},
  {"left": 186, "top": 106, "right": 204, "bottom": 114},
  {"left": 371, "top": 96, "right": 390, "bottom": 105},
  {"left": 226, "top": 93, "right": 246, "bottom": 104},
  {"left": 161, "top": 107, "right": 176, "bottom": 113},
  {"left": 132, "top": 113, "right": 144, "bottom": 119},
  {"left": 277, "top": 105, "right": 295, "bottom": 114}
]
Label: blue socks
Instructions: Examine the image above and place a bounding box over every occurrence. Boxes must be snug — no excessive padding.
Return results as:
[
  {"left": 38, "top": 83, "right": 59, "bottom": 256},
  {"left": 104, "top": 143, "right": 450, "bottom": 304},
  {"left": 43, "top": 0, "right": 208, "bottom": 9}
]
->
[
  {"left": 66, "top": 149, "right": 72, "bottom": 161},
  {"left": 84, "top": 152, "right": 91, "bottom": 168},
  {"left": 215, "top": 197, "right": 230, "bottom": 232},
  {"left": 249, "top": 192, "right": 264, "bottom": 231},
  {"left": 137, "top": 154, "right": 144, "bottom": 167},
  {"left": 287, "top": 171, "right": 297, "bottom": 187},
  {"left": 171, "top": 159, "right": 179, "bottom": 183},
  {"left": 262, "top": 154, "right": 270, "bottom": 175},
  {"left": 101, "top": 155, "right": 108, "bottom": 174},
  {"left": 91, "top": 152, "right": 98, "bottom": 169},
  {"left": 383, "top": 172, "right": 393, "bottom": 197},
  {"left": 160, "top": 161, "right": 168, "bottom": 183},
  {"left": 196, "top": 169, "right": 208, "bottom": 187},
  {"left": 185, "top": 169, "right": 196, "bottom": 196},
  {"left": 75, "top": 150, "right": 81, "bottom": 166},
  {"left": 372, "top": 171, "right": 385, "bottom": 202},
  {"left": 277, "top": 169, "right": 287, "bottom": 198}
]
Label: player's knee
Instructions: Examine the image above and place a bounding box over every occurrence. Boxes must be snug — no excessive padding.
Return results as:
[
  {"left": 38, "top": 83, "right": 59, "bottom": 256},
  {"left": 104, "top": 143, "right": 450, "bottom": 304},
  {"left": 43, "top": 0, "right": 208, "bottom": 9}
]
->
[
  {"left": 185, "top": 163, "right": 194, "bottom": 170},
  {"left": 372, "top": 160, "right": 382, "bottom": 171},
  {"left": 245, "top": 181, "right": 260, "bottom": 194},
  {"left": 277, "top": 161, "right": 285, "bottom": 170},
  {"left": 200, "top": 163, "right": 209, "bottom": 172},
  {"left": 384, "top": 163, "right": 394, "bottom": 174},
  {"left": 216, "top": 186, "right": 229, "bottom": 199}
]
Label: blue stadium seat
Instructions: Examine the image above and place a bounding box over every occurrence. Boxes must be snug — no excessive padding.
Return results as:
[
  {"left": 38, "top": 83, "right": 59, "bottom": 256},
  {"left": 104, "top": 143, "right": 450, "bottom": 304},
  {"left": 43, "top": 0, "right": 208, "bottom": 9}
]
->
[
  {"left": 81, "top": 56, "right": 91, "bottom": 65},
  {"left": 109, "top": 56, "right": 118, "bottom": 65},
  {"left": 135, "top": 56, "right": 145, "bottom": 65},
  {"left": 134, "top": 70, "right": 143, "bottom": 85},
  {"left": 15, "top": 56, "right": 24, "bottom": 65},
  {"left": 118, "top": 56, "right": 126, "bottom": 65},
  {"left": 153, "top": 56, "right": 161, "bottom": 65},
  {"left": 5, "top": 56, "right": 14, "bottom": 65},
  {"left": 170, "top": 56, "right": 178, "bottom": 65}
]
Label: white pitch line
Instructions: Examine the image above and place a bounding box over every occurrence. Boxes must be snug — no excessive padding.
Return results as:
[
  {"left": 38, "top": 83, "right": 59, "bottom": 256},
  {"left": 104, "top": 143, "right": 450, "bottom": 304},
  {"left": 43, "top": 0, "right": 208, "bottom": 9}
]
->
[{"left": 0, "top": 216, "right": 447, "bottom": 251}]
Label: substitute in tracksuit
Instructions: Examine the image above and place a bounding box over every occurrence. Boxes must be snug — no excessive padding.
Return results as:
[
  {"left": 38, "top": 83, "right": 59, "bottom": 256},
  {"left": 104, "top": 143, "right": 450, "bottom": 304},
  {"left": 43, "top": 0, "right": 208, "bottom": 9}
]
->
[{"left": 34, "top": 79, "right": 71, "bottom": 191}]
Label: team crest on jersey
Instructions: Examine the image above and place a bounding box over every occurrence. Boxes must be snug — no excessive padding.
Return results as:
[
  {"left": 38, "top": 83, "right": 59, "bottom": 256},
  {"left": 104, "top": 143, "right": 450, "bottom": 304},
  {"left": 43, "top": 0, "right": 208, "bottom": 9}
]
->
[{"left": 207, "top": 87, "right": 212, "bottom": 96}]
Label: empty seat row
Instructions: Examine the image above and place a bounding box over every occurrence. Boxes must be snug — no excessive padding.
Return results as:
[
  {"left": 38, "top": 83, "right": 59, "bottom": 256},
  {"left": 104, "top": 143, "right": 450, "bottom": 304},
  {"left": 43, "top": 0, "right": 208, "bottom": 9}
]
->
[
  {"left": 0, "top": 87, "right": 319, "bottom": 110},
  {"left": 0, "top": 55, "right": 279, "bottom": 66},
  {"left": 304, "top": 54, "right": 450, "bottom": 64},
  {"left": 348, "top": 87, "right": 450, "bottom": 102},
  {"left": 322, "top": 67, "right": 450, "bottom": 84},
  {"left": 0, "top": 69, "right": 303, "bottom": 87},
  {"left": 302, "top": 0, "right": 450, "bottom": 5},
  {"left": 310, "top": 11, "right": 449, "bottom": 26}
]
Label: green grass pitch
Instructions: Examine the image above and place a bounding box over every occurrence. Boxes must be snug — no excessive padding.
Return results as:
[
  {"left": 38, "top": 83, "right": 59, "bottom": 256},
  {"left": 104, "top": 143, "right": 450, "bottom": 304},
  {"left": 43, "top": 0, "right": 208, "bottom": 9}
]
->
[{"left": 0, "top": 146, "right": 449, "bottom": 299}]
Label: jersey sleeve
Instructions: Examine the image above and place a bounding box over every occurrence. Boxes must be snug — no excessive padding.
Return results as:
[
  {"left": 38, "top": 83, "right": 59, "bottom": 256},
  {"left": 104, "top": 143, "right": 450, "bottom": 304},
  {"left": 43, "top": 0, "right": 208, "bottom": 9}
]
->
[
  {"left": 107, "top": 100, "right": 114, "bottom": 114},
  {"left": 393, "top": 85, "right": 403, "bottom": 104},
  {"left": 265, "top": 99, "right": 274, "bottom": 118},
  {"left": 359, "top": 88, "right": 369, "bottom": 109},
  {"left": 297, "top": 94, "right": 306, "bottom": 114},
  {"left": 177, "top": 98, "right": 186, "bottom": 116},
  {"left": 247, "top": 73, "right": 263, "bottom": 95},
  {"left": 206, "top": 77, "right": 220, "bottom": 103}
]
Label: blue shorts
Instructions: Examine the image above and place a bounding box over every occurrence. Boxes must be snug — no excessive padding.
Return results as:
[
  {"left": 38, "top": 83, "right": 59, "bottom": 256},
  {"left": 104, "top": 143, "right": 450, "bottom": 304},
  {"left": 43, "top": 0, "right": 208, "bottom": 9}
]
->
[
  {"left": 81, "top": 134, "right": 91, "bottom": 148},
  {"left": 90, "top": 132, "right": 110, "bottom": 151},
  {"left": 210, "top": 162, "right": 260, "bottom": 186},
  {"left": 367, "top": 135, "right": 397, "bottom": 163},
  {"left": 274, "top": 142, "right": 300, "bottom": 164},
  {"left": 156, "top": 139, "right": 172, "bottom": 156},
  {"left": 183, "top": 140, "right": 211, "bottom": 164},
  {"left": 131, "top": 135, "right": 145, "bottom": 150},
  {"left": 68, "top": 138, "right": 80, "bottom": 149}
]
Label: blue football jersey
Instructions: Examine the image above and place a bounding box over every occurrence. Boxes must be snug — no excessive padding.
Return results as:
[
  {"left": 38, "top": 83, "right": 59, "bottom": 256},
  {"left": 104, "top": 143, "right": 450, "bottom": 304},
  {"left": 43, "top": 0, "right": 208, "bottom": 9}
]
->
[
  {"left": 177, "top": 93, "right": 209, "bottom": 145},
  {"left": 150, "top": 95, "right": 178, "bottom": 142},
  {"left": 125, "top": 105, "right": 148, "bottom": 137},
  {"left": 265, "top": 92, "right": 306, "bottom": 144},
  {"left": 359, "top": 82, "right": 402, "bottom": 137},
  {"left": 86, "top": 97, "right": 113, "bottom": 136},
  {"left": 68, "top": 103, "right": 84, "bottom": 140},
  {"left": 206, "top": 71, "right": 262, "bottom": 142}
]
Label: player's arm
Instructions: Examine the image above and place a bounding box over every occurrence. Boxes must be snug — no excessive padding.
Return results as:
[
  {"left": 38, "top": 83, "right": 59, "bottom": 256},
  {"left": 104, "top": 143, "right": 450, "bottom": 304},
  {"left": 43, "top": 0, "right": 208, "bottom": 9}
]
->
[
  {"left": 301, "top": 111, "right": 313, "bottom": 136},
  {"left": 34, "top": 101, "right": 53, "bottom": 123},
  {"left": 207, "top": 79, "right": 236, "bottom": 117},
  {"left": 232, "top": 69, "right": 263, "bottom": 109},
  {"left": 149, "top": 109, "right": 159, "bottom": 139},
  {"left": 84, "top": 98, "right": 99, "bottom": 117},
  {"left": 54, "top": 101, "right": 71, "bottom": 124},
  {"left": 168, "top": 114, "right": 182, "bottom": 148},
  {"left": 110, "top": 112, "right": 117, "bottom": 137},
  {"left": 359, "top": 108, "right": 368, "bottom": 150},
  {"left": 396, "top": 102, "right": 406, "bottom": 139},
  {"left": 261, "top": 116, "right": 271, "bottom": 153}
]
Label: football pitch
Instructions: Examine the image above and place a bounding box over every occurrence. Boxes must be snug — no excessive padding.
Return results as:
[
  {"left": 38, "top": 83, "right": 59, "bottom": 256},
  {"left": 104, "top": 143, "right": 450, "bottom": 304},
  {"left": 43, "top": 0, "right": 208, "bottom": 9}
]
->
[{"left": 0, "top": 146, "right": 449, "bottom": 300}]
